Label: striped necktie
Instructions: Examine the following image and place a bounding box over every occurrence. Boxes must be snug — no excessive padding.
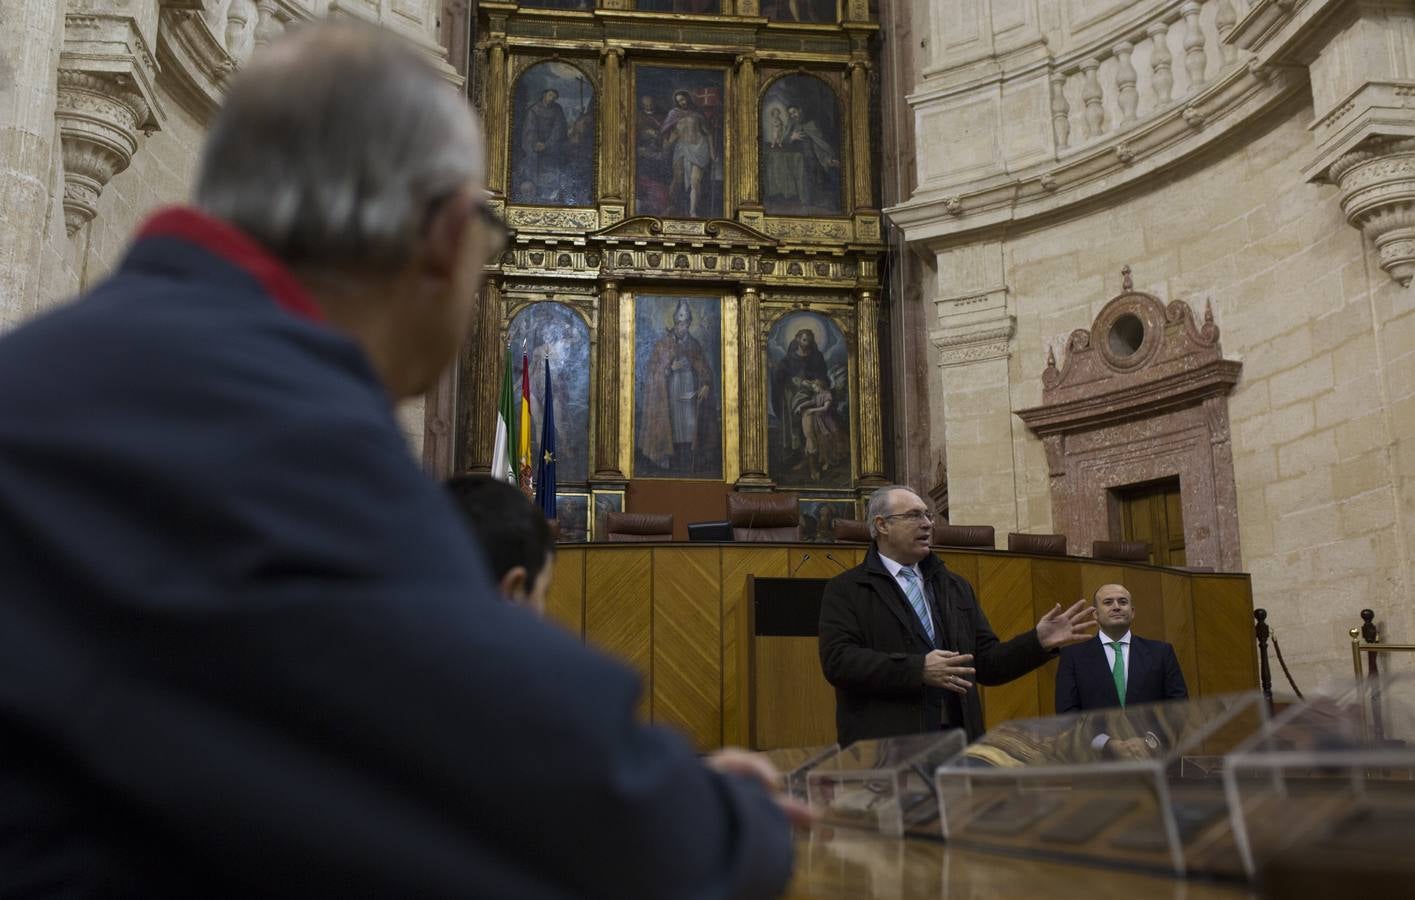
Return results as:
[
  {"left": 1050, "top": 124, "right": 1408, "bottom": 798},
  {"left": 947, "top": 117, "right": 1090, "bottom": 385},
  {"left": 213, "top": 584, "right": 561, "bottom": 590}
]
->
[{"left": 898, "top": 567, "right": 936, "bottom": 645}]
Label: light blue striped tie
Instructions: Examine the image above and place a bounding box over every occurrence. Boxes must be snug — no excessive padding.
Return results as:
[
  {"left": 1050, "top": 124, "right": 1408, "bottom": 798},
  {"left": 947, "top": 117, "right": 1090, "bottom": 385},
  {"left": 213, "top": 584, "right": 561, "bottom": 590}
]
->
[{"left": 898, "top": 567, "right": 936, "bottom": 645}]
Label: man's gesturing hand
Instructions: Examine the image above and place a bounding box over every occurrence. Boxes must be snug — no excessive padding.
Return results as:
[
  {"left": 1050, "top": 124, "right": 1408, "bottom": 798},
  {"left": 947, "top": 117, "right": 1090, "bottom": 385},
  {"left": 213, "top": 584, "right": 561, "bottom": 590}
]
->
[
  {"left": 922, "top": 650, "right": 975, "bottom": 693},
  {"left": 1035, "top": 599, "right": 1098, "bottom": 649}
]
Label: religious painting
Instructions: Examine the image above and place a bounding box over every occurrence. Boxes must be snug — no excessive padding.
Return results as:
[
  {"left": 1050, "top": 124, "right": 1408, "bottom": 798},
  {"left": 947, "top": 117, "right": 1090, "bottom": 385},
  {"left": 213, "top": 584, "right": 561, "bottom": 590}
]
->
[
  {"left": 506, "top": 302, "right": 591, "bottom": 484},
  {"left": 592, "top": 491, "right": 625, "bottom": 542},
  {"left": 509, "top": 61, "right": 596, "bottom": 207},
  {"left": 761, "top": 0, "right": 836, "bottom": 22},
  {"left": 555, "top": 493, "right": 590, "bottom": 543},
  {"left": 632, "top": 294, "right": 723, "bottom": 480},
  {"left": 767, "top": 310, "right": 851, "bottom": 488},
  {"left": 800, "top": 498, "right": 857, "bottom": 543},
  {"left": 760, "top": 74, "right": 844, "bottom": 216},
  {"left": 632, "top": 66, "right": 726, "bottom": 219},
  {"left": 637, "top": 0, "right": 720, "bottom": 10}
]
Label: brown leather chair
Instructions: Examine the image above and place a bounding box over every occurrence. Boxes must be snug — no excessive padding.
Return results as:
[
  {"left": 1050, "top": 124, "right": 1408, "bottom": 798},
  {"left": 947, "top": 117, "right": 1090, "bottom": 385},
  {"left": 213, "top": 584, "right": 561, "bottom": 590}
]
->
[
  {"left": 1007, "top": 532, "right": 1068, "bottom": 556},
  {"left": 1091, "top": 540, "right": 1151, "bottom": 563},
  {"left": 931, "top": 523, "right": 995, "bottom": 549},
  {"left": 727, "top": 492, "right": 800, "bottom": 542},
  {"left": 604, "top": 511, "right": 674, "bottom": 542},
  {"left": 831, "top": 518, "right": 871, "bottom": 543}
]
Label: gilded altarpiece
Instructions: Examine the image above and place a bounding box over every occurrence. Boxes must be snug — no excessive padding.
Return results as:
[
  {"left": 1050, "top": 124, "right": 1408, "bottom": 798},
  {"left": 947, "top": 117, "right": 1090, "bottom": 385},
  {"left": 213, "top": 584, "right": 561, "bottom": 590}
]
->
[{"left": 460, "top": 0, "right": 884, "bottom": 540}]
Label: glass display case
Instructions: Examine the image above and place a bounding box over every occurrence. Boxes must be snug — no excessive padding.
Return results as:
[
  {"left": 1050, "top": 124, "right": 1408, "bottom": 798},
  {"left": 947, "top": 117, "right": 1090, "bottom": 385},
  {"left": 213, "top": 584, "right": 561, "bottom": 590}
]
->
[
  {"left": 1225, "top": 675, "right": 1415, "bottom": 878},
  {"left": 763, "top": 743, "right": 839, "bottom": 803},
  {"left": 804, "top": 731, "right": 967, "bottom": 836},
  {"left": 933, "top": 693, "right": 1268, "bottom": 877}
]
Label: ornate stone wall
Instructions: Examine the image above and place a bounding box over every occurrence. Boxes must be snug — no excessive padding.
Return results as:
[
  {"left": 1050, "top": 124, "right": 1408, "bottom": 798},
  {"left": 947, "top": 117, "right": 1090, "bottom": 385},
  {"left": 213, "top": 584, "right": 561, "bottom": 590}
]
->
[{"left": 889, "top": 0, "right": 1415, "bottom": 689}]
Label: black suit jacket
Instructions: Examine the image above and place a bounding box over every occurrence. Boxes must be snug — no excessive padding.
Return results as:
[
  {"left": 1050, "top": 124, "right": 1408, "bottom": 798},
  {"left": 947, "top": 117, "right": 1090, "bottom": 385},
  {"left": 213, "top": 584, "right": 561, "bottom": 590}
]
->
[
  {"left": 0, "top": 210, "right": 792, "bottom": 899},
  {"left": 818, "top": 545, "right": 1054, "bottom": 745},
  {"left": 1054, "top": 634, "right": 1189, "bottom": 713}
]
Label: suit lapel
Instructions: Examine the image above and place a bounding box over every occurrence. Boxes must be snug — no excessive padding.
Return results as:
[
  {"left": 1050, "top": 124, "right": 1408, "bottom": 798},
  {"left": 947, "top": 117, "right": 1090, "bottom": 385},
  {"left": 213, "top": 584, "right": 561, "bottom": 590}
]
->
[
  {"left": 1125, "top": 636, "right": 1148, "bottom": 705},
  {"left": 923, "top": 559, "right": 960, "bottom": 652},
  {"left": 1082, "top": 639, "right": 1115, "bottom": 706},
  {"left": 870, "top": 576, "right": 934, "bottom": 649}
]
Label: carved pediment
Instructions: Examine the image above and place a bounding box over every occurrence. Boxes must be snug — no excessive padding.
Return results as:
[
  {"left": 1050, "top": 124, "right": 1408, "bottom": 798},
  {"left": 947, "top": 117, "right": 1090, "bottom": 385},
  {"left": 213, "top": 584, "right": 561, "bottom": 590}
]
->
[
  {"left": 590, "top": 216, "right": 778, "bottom": 247},
  {"left": 1017, "top": 268, "right": 1240, "bottom": 436}
]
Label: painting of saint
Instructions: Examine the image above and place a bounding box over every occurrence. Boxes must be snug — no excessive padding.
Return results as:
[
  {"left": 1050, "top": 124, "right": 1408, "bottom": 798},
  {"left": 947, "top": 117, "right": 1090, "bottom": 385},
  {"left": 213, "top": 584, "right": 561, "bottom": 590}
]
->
[
  {"left": 555, "top": 494, "right": 590, "bottom": 543},
  {"left": 633, "top": 67, "right": 725, "bottom": 219},
  {"left": 506, "top": 302, "right": 591, "bottom": 484},
  {"left": 761, "top": 0, "right": 836, "bottom": 22},
  {"left": 510, "top": 61, "right": 596, "bottom": 207},
  {"left": 633, "top": 295, "right": 723, "bottom": 479},
  {"left": 800, "top": 499, "right": 857, "bottom": 543},
  {"left": 760, "top": 74, "right": 844, "bottom": 216},
  {"left": 592, "top": 492, "right": 624, "bottom": 542},
  {"left": 767, "top": 311, "right": 851, "bottom": 488},
  {"left": 638, "top": 0, "right": 719, "bottom": 9}
]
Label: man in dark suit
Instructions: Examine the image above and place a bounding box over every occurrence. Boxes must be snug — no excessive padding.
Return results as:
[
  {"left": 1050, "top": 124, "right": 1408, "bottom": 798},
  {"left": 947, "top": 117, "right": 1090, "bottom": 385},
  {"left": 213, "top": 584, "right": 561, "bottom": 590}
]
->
[
  {"left": 1055, "top": 583, "right": 1189, "bottom": 713},
  {"left": 818, "top": 485, "right": 1097, "bottom": 745},
  {"left": 0, "top": 24, "right": 798, "bottom": 898}
]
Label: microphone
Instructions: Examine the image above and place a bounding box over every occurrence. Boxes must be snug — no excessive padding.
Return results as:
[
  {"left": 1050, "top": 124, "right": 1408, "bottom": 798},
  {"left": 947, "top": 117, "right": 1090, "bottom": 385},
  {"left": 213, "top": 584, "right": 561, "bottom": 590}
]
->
[
  {"left": 789, "top": 552, "right": 811, "bottom": 577},
  {"left": 824, "top": 552, "right": 848, "bottom": 572}
]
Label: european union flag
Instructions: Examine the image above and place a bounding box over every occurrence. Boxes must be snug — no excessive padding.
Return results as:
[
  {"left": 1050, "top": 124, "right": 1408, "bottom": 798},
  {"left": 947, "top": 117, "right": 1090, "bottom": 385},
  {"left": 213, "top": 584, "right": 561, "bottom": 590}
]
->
[{"left": 534, "top": 356, "right": 557, "bottom": 521}]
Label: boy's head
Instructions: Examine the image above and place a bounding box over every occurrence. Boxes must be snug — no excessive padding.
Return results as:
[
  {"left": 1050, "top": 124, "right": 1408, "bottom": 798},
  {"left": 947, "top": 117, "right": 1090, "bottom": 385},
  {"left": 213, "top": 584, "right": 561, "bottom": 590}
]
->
[{"left": 446, "top": 475, "right": 556, "bottom": 615}]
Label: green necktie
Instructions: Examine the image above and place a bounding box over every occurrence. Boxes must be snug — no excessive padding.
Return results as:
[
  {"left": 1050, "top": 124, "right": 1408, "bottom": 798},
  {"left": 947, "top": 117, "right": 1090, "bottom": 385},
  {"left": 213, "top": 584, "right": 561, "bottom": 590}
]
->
[{"left": 1109, "top": 641, "right": 1126, "bottom": 707}]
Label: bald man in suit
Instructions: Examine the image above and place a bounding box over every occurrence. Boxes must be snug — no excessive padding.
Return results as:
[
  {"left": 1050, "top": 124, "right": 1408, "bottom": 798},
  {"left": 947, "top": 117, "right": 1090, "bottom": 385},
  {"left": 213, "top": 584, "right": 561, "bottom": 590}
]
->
[{"left": 1055, "top": 584, "right": 1188, "bottom": 713}]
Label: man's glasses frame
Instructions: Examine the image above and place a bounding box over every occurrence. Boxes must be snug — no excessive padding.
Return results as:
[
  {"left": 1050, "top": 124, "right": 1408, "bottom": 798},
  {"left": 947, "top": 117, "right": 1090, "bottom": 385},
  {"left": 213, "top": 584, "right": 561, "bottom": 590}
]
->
[{"left": 880, "top": 510, "right": 935, "bottom": 524}]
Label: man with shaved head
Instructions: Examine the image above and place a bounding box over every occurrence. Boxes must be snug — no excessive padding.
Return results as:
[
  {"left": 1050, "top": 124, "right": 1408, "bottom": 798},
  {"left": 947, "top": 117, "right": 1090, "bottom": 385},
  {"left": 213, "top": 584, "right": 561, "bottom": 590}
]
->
[
  {"left": 1055, "top": 583, "right": 1189, "bottom": 713},
  {"left": 0, "top": 24, "right": 797, "bottom": 898}
]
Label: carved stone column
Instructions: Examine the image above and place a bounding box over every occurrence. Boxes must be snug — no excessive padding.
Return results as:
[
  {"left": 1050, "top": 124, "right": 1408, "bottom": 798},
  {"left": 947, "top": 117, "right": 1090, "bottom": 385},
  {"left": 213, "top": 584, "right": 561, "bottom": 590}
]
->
[
  {"left": 1328, "top": 139, "right": 1415, "bottom": 288},
  {"left": 459, "top": 279, "right": 504, "bottom": 474},
  {"left": 599, "top": 47, "right": 625, "bottom": 202},
  {"left": 483, "top": 36, "right": 509, "bottom": 196},
  {"left": 856, "top": 287, "right": 887, "bottom": 487},
  {"left": 593, "top": 279, "right": 626, "bottom": 481},
  {"left": 734, "top": 52, "right": 760, "bottom": 214},
  {"left": 847, "top": 58, "right": 873, "bottom": 213},
  {"left": 735, "top": 284, "right": 772, "bottom": 490}
]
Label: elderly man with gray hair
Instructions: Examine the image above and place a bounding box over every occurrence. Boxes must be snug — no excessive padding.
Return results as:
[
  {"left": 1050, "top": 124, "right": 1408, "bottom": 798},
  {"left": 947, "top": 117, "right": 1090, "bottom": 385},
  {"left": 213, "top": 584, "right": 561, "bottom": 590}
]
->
[
  {"left": 819, "top": 485, "right": 1097, "bottom": 746},
  {"left": 0, "top": 24, "right": 798, "bottom": 898}
]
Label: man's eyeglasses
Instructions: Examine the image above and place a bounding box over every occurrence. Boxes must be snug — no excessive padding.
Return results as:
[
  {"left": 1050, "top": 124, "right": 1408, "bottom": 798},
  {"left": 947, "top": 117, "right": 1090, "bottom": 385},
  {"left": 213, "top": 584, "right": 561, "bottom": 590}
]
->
[{"left": 881, "top": 510, "right": 935, "bottom": 524}]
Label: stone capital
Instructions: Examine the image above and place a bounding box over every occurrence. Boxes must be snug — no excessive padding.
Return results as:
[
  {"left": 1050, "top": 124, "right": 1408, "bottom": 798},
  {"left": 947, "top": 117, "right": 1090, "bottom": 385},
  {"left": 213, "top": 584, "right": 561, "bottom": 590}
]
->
[{"left": 928, "top": 286, "right": 1014, "bottom": 367}]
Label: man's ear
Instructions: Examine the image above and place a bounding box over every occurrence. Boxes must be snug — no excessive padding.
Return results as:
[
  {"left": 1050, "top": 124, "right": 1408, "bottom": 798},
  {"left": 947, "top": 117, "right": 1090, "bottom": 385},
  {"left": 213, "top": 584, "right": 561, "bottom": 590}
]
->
[
  {"left": 420, "top": 189, "right": 475, "bottom": 281},
  {"left": 498, "top": 565, "right": 530, "bottom": 601}
]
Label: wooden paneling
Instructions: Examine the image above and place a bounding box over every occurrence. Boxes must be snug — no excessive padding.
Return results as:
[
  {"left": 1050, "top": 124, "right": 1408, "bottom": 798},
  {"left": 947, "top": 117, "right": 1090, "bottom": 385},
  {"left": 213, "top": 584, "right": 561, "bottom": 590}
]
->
[
  {"left": 548, "top": 544, "right": 1252, "bottom": 750},
  {"left": 653, "top": 547, "right": 722, "bottom": 750},
  {"left": 1193, "top": 577, "right": 1259, "bottom": 696},
  {"left": 585, "top": 548, "right": 653, "bottom": 718},
  {"left": 722, "top": 547, "right": 788, "bottom": 747},
  {"left": 1032, "top": 558, "right": 1083, "bottom": 717},
  {"left": 753, "top": 636, "right": 836, "bottom": 749},
  {"left": 976, "top": 556, "right": 1037, "bottom": 729},
  {"left": 544, "top": 546, "right": 585, "bottom": 637},
  {"left": 1161, "top": 573, "right": 1200, "bottom": 690}
]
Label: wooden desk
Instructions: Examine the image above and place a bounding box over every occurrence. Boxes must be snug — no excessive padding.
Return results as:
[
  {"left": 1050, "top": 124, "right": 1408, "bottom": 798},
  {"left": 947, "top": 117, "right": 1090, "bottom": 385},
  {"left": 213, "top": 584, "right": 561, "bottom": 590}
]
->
[
  {"left": 543, "top": 543, "right": 1256, "bottom": 750},
  {"left": 786, "top": 828, "right": 1255, "bottom": 899}
]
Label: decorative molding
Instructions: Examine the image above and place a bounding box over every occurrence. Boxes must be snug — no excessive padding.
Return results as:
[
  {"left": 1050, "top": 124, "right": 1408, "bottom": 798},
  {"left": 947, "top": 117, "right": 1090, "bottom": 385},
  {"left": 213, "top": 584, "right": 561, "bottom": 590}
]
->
[
  {"left": 889, "top": 62, "right": 1305, "bottom": 247},
  {"left": 929, "top": 284, "right": 1014, "bottom": 367},
  {"left": 1328, "top": 137, "right": 1415, "bottom": 287},
  {"left": 56, "top": 69, "right": 150, "bottom": 236}
]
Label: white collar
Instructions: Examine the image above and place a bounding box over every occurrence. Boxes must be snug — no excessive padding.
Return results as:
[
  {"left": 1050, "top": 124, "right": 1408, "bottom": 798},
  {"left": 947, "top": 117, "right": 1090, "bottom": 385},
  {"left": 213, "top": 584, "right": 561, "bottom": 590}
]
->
[
  {"left": 877, "top": 552, "right": 918, "bottom": 580},
  {"left": 1100, "top": 631, "right": 1133, "bottom": 646}
]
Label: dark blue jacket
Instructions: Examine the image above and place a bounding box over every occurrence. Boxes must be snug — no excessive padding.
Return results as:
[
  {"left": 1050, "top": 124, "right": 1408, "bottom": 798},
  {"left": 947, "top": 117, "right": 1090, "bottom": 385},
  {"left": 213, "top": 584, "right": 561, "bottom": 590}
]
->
[
  {"left": 1054, "top": 634, "right": 1189, "bottom": 713},
  {"left": 0, "top": 209, "right": 792, "bottom": 899}
]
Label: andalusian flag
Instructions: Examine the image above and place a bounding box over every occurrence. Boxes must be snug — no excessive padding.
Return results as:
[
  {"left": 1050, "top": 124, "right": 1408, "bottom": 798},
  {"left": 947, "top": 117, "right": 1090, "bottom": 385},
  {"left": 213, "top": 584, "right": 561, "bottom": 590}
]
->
[
  {"left": 490, "top": 345, "right": 515, "bottom": 483},
  {"left": 517, "top": 353, "right": 533, "bottom": 495}
]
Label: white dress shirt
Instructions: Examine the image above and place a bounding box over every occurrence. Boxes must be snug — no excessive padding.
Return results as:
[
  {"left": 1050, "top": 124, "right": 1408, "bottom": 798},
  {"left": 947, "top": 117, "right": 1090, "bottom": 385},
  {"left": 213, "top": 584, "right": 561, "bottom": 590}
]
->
[{"left": 877, "top": 552, "right": 924, "bottom": 598}]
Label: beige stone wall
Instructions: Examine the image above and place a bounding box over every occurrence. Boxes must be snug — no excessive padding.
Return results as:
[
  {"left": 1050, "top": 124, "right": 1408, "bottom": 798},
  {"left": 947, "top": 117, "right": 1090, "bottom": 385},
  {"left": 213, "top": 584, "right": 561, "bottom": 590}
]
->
[{"left": 940, "top": 95, "right": 1415, "bottom": 689}]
